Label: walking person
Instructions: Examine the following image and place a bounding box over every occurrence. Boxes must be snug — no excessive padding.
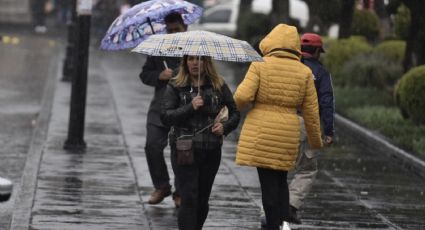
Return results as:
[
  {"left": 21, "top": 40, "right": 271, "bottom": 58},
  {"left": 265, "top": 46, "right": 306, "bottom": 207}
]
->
[
  {"left": 233, "top": 24, "right": 322, "bottom": 230},
  {"left": 55, "top": 0, "right": 72, "bottom": 25},
  {"left": 160, "top": 55, "right": 240, "bottom": 230},
  {"left": 139, "top": 12, "right": 187, "bottom": 207},
  {"left": 29, "top": 0, "right": 48, "bottom": 33},
  {"left": 287, "top": 32, "right": 335, "bottom": 223}
]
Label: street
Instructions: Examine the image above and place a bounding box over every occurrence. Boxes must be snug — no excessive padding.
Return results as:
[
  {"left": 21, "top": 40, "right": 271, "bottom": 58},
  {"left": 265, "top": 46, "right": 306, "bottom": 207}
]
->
[
  {"left": 0, "top": 31, "right": 59, "bottom": 227},
  {"left": 0, "top": 28, "right": 424, "bottom": 229}
]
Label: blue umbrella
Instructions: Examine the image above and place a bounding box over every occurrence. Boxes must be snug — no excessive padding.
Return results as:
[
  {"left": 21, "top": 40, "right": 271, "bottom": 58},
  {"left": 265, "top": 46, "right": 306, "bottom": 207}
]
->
[{"left": 101, "top": 0, "right": 203, "bottom": 51}]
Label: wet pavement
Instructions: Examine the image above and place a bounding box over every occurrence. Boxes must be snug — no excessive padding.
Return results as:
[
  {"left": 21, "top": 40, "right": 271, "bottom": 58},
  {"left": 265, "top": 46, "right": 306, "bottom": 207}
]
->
[
  {"left": 0, "top": 31, "right": 59, "bottom": 228},
  {"left": 1, "top": 32, "right": 425, "bottom": 229}
]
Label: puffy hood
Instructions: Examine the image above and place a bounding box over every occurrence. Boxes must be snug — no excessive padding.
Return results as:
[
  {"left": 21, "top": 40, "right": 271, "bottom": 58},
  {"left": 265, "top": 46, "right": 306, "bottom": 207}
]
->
[{"left": 259, "top": 24, "right": 301, "bottom": 60}]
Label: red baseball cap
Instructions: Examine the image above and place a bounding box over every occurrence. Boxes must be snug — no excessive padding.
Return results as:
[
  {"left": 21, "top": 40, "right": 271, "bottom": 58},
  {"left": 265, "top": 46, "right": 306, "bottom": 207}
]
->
[{"left": 301, "top": 33, "right": 325, "bottom": 52}]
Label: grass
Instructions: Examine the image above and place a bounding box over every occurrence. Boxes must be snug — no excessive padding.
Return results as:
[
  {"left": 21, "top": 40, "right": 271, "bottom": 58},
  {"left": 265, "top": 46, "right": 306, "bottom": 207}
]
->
[{"left": 334, "top": 87, "right": 425, "bottom": 159}]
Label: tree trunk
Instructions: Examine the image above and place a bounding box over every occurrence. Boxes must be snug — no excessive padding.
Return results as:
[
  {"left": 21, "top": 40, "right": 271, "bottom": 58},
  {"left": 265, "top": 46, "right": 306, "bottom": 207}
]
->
[
  {"left": 338, "top": 0, "right": 355, "bottom": 38},
  {"left": 270, "top": 0, "right": 289, "bottom": 27},
  {"left": 401, "top": 0, "right": 425, "bottom": 72},
  {"left": 236, "top": 0, "right": 253, "bottom": 38},
  {"left": 303, "top": 0, "right": 325, "bottom": 33}
]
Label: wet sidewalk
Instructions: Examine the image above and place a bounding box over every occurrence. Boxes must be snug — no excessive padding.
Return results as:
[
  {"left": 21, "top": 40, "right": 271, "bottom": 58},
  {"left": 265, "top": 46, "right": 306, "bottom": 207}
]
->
[{"left": 9, "top": 49, "right": 425, "bottom": 230}]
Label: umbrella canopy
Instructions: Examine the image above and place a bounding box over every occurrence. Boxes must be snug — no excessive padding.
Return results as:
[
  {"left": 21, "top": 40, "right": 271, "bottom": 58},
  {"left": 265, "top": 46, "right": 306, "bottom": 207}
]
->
[
  {"left": 131, "top": 30, "right": 263, "bottom": 62},
  {"left": 101, "top": 0, "right": 203, "bottom": 51}
]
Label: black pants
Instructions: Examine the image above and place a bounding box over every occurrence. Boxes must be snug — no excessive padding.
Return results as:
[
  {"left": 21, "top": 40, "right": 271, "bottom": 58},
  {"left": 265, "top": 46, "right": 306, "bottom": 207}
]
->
[
  {"left": 172, "top": 147, "right": 221, "bottom": 230},
  {"left": 30, "top": 0, "right": 47, "bottom": 26},
  {"left": 257, "top": 168, "right": 290, "bottom": 230},
  {"left": 145, "top": 124, "right": 179, "bottom": 193}
]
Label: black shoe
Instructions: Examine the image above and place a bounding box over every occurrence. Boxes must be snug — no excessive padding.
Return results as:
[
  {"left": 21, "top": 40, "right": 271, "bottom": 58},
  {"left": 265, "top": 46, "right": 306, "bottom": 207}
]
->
[{"left": 288, "top": 206, "right": 302, "bottom": 224}]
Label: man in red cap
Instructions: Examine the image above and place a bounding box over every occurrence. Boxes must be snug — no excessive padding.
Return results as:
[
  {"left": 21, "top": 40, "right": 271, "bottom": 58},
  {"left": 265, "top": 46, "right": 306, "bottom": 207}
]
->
[{"left": 289, "top": 33, "right": 335, "bottom": 224}]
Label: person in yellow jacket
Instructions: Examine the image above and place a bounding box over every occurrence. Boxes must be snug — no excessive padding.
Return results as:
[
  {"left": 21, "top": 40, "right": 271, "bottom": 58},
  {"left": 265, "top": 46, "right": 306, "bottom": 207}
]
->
[{"left": 234, "top": 24, "right": 322, "bottom": 230}]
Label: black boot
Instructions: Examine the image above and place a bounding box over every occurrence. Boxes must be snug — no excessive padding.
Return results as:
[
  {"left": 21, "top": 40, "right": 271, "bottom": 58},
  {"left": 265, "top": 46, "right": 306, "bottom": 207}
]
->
[{"left": 288, "top": 206, "right": 302, "bottom": 224}]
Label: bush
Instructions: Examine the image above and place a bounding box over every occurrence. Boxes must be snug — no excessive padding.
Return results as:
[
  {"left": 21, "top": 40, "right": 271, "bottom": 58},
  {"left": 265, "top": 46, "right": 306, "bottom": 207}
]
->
[
  {"left": 351, "top": 10, "right": 380, "bottom": 41},
  {"left": 395, "top": 65, "right": 425, "bottom": 124},
  {"left": 346, "top": 106, "right": 425, "bottom": 157},
  {"left": 339, "top": 53, "right": 403, "bottom": 89},
  {"left": 373, "top": 40, "right": 406, "bottom": 64},
  {"left": 334, "top": 86, "right": 394, "bottom": 113},
  {"left": 394, "top": 4, "right": 411, "bottom": 40},
  {"left": 323, "top": 36, "right": 372, "bottom": 84}
]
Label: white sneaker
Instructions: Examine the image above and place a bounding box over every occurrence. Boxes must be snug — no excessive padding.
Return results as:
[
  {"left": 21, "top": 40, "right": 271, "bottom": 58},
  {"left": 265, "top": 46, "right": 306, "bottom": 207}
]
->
[
  {"left": 281, "top": 221, "right": 291, "bottom": 230},
  {"left": 34, "top": 25, "right": 47, "bottom": 34},
  {"left": 0, "top": 177, "right": 13, "bottom": 202}
]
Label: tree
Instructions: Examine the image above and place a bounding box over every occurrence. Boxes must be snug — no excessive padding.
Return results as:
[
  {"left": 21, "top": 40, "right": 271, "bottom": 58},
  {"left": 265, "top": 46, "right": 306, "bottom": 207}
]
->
[
  {"left": 236, "top": 0, "right": 253, "bottom": 38},
  {"left": 302, "top": 0, "right": 341, "bottom": 34},
  {"left": 374, "top": 0, "right": 392, "bottom": 38},
  {"left": 400, "top": 0, "right": 425, "bottom": 72},
  {"left": 269, "top": 0, "right": 289, "bottom": 27},
  {"left": 338, "top": 0, "right": 356, "bottom": 38}
]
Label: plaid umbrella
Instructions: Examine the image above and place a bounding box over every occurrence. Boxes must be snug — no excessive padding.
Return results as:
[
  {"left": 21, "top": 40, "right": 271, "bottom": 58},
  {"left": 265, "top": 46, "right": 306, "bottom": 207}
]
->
[
  {"left": 100, "top": 0, "right": 203, "bottom": 51},
  {"left": 131, "top": 30, "right": 263, "bottom": 62}
]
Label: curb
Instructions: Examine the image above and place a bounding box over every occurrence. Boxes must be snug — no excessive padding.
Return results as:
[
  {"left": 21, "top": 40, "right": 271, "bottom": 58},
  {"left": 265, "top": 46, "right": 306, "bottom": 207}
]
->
[
  {"left": 335, "top": 114, "right": 425, "bottom": 179},
  {"left": 9, "top": 46, "right": 62, "bottom": 230}
]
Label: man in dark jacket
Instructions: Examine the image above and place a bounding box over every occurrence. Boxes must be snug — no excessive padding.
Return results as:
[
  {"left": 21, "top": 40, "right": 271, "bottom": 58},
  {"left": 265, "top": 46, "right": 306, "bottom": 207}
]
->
[
  {"left": 288, "top": 33, "right": 335, "bottom": 224},
  {"left": 139, "top": 12, "right": 187, "bottom": 207}
]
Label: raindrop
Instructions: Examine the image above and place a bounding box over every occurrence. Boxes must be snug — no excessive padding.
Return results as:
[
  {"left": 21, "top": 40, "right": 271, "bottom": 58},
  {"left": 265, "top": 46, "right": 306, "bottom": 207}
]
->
[
  {"left": 357, "top": 158, "right": 361, "bottom": 163},
  {"left": 360, "top": 191, "right": 368, "bottom": 196},
  {"left": 421, "top": 191, "right": 423, "bottom": 196}
]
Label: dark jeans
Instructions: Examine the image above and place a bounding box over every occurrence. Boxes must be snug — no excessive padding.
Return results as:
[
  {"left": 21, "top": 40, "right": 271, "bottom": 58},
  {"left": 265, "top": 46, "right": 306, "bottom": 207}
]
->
[
  {"left": 30, "top": 0, "right": 47, "bottom": 26},
  {"left": 172, "top": 147, "right": 222, "bottom": 230},
  {"left": 145, "top": 124, "right": 179, "bottom": 194},
  {"left": 257, "top": 168, "right": 290, "bottom": 230}
]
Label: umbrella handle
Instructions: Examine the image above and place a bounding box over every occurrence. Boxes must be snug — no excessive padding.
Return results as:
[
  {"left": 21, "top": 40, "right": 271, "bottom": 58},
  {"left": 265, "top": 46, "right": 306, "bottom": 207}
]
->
[
  {"left": 147, "top": 17, "right": 155, "bottom": 34},
  {"left": 197, "top": 55, "right": 201, "bottom": 96}
]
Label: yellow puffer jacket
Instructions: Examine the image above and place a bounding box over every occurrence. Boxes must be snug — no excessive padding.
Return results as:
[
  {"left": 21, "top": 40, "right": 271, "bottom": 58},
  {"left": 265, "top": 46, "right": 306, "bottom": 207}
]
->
[{"left": 234, "top": 24, "right": 322, "bottom": 171}]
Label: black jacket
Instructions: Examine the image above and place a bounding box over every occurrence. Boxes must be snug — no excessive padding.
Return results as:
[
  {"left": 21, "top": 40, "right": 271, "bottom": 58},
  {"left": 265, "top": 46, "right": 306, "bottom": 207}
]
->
[
  {"left": 139, "top": 55, "right": 181, "bottom": 127},
  {"left": 302, "top": 56, "right": 335, "bottom": 136},
  {"left": 160, "top": 79, "right": 240, "bottom": 149}
]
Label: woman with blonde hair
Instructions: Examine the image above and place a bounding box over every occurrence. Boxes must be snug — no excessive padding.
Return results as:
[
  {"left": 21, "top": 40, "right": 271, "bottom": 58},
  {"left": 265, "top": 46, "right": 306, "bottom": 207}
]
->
[
  {"left": 161, "top": 55, "right": 240, "bottom": 230},
  {"left": 234, "top": 24, "right": 323, "bottom": 230}
]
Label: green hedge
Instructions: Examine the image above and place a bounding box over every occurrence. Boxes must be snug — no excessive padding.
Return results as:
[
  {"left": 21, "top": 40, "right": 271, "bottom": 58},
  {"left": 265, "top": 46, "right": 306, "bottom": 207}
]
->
[
  {"left": 335, "top": 85, "right": 425, "bottom": 157},
  {"left": 323, "top": 36, "right": 372, "bottom": 85},
  {"left": 394, "top": 65, "right": 425, "bottom": 124},
  {"left": 346, "top": 106, "right": 425, "bottom": 156},
  {"left": 351, "top": 9, "right": 380, "bottom": 41},
  {"left": 339, "top": 53, "right": 402, "bottom": 89},
  {"left": 334, "top": 86, "right": 394, "bottom": 113},
  {"left": 373, "top": 40, "right": 406, "bottom": 64}
]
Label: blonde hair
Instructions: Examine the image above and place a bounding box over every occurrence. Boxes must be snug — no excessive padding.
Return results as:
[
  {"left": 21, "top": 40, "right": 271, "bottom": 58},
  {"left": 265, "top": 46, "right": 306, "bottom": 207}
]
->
[{"left": 175, "top": 56, "right": 224, "bottom": 91}]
